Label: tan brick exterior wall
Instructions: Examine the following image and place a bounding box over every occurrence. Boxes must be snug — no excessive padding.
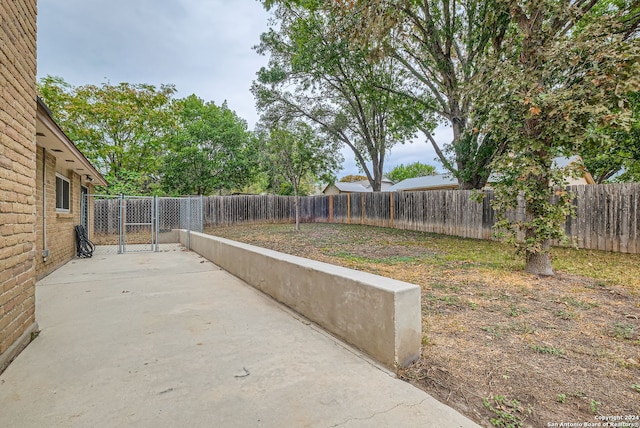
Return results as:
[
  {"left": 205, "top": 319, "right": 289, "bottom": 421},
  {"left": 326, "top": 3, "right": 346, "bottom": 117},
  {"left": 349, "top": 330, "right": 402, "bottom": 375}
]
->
[
  {"left": 35, "top": 148, "right": 95, "bottom": 279},
  {"left": 0, "top": 0, "right": 39, "bottom": 368}
]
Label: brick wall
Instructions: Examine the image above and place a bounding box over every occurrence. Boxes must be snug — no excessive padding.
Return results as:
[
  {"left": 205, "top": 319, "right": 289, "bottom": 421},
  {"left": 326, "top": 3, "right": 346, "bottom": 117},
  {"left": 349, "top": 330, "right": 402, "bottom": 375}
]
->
[
  {"left": 35, "top": 148, "right": 93, "bottom": 278},
  {"left": 0, "top": 0, "right": 39, "bottom": 372}
]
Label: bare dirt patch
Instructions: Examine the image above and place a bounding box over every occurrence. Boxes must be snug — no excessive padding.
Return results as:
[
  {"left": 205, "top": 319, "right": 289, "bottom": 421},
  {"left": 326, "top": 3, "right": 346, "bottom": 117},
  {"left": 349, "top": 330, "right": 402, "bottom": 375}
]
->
[{"left": 206, "top": 223, "right": 640, "bottom": 427}]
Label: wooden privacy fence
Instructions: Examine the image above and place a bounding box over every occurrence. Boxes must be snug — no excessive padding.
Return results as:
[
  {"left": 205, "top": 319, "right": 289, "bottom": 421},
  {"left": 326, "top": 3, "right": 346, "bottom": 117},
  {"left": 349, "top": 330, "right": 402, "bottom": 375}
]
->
[
  {"left": 200, "top": 183, "right": 640, "bottom": 254},
  {"left": 568, "top": 184, "right": 639, "bottom": 253}
]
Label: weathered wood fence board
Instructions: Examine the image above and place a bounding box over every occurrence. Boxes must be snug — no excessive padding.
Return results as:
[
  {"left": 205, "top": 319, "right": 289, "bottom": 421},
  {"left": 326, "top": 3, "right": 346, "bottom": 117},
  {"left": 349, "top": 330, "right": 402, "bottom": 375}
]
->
[{"left": 565, "top": 183, "right": 640, "bottom": 254}]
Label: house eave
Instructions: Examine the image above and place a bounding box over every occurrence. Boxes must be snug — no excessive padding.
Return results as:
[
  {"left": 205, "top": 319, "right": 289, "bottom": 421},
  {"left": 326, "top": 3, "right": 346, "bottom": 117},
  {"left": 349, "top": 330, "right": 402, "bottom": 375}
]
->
[{"left": 35, "top": 98, "right": 108, "bottom": 187}]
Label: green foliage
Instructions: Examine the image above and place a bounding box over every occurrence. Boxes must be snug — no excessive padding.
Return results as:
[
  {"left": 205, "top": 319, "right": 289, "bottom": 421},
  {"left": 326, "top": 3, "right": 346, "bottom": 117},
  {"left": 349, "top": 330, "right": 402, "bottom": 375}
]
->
[
  {"left": 339, "top": 175, "right": 368, "bottom": 183},
  {"left": 160, "top": 95, "right": 257, "bottom": 195},
  {"left": 260, "top": 0, "right": 640, "bottom": 276},
  {"left": 261, "top": 122, "right": 341, "bottom": 194},
  {"left": 260, "top": 121, "right": 342, "bottom": 228},
  {"left": 328, "top": 0, "right": 513, "bottom": 189},
  {"left": 556, "top": 393, "right": 567, "bottom": 403},
  {"left": 38, "top": 76, "right": 176, "bottom": 194},
  {"left": 490, "top": 156, "right": 579, "bottom": 270},
  {"left": 104, "top": 170, "right": 162, "bottom": 196},
  {"left": 610, "top": 322, "right": 635, "bottom": 340},
  {"left": 554, "top": 309, "right": 577, "bottom": 320},
  {"left": 479, "top": 1, "right": 640, "bottom": 274},
  {"left": 386, "top": 162, "right": 436, "bottom": 183},
  {"left": 38, "top": 76, "right": 262, "bottom": 196},
  {"left": 37, "top": 76, "right": 73, "bottom": 121},
  {"left": 267, "top": 175, "right": 317, "bottom": 196},
  {"left": 582, "top": 92, "right": 640, "bottom": 183},
  {"left": 482, "top": 395, "right": 531, "bottom": 427},
  {"left": 481, "top": 325, "right": 501, "bottom": 338},
  {"left": 506, "top": 304, "right": 528, "bottom": 317},
  {"left": 253, "top": 2, "right": 429, "bottom": 191},
  {"left": 531, "top": 345, "right": 564, "bottom": 356}
]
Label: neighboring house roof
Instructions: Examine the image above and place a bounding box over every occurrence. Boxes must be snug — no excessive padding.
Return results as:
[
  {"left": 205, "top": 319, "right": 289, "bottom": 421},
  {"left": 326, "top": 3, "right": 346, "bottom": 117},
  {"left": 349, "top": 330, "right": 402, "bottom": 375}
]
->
[
  {"left": 387, "top": 174, "right": 458, "bottom": 192},
  {"left": 334, "top": 182, "right": 372, "bottom": 192},
  {"left": 379, "top": 178, "right": 395, "bottom": 184},
  {"left": 554, "top": 155, "right": 577, "bottom": 168},
  {"left": 323, "top": 182, "right": 372, "bottom": 193},
  {"left": 35, "top": 98, "right": 107, "bottom": 187},
  {"left": 389, "top": 156, "right": 594, "bottom": 192},
  {"left": 357, "top": 179, "right": 394, "bottom": 190}
]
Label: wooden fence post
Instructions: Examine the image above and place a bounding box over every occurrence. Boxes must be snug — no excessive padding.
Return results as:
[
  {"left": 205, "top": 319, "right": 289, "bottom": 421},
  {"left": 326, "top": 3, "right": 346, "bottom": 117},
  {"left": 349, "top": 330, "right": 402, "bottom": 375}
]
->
[
  {"left": 329, "top": 195, "right": 334, "bottom": 223},
  {"left": 390, "top": 192, "right": 394, "bottom": 228}
]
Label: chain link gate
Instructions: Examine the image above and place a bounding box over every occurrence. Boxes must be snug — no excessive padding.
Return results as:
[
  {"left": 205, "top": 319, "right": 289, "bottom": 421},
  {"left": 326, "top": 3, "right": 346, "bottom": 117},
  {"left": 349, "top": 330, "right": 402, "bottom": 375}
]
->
[{"left": 89, "top": 194, "right": 203, "bottom": 255}]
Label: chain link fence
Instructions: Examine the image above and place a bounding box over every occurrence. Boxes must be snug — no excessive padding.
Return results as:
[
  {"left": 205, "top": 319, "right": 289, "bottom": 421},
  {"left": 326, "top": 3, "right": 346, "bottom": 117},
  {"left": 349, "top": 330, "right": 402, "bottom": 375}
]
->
[{"left": 89, "top": 195, "right": 203, "bottom": 255}]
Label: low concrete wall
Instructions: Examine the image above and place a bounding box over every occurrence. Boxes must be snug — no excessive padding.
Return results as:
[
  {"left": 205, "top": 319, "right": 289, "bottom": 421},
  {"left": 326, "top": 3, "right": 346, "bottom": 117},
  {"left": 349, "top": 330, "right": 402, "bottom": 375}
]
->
[
  {"left": 178, "top": 230, "right": 421, "bottom": 368},
  {"left": 158, "top": 230, "right": 179, "bottom": 244}
]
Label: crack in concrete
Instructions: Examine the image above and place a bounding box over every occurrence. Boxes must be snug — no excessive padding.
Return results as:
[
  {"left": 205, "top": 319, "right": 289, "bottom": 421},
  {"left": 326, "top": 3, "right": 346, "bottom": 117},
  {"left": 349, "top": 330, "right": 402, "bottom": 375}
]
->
[{"left": 327, "top": 397, "right": 429, "bottom": 427}]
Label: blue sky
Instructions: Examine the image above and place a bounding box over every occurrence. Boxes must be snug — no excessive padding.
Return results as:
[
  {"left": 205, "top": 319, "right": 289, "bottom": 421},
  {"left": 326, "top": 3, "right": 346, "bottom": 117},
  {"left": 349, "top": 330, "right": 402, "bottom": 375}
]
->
[{"left": 37, "top": 0, "right": 446, "bottom": 177}]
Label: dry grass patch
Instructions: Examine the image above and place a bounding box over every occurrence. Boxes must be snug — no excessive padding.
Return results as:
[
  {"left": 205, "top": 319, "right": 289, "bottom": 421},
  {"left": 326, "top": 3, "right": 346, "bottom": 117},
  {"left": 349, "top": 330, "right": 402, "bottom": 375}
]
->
[{"left": 206, "top": 223, "right": 640, "bottom": 427}]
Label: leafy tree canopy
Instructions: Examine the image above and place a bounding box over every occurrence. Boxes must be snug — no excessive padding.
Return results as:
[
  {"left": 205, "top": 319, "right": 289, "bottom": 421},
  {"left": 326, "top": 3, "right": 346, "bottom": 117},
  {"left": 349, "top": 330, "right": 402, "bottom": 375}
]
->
[
  {"left": 339, "top": 175, "right": 368, "bottom": 182},
  {"left": 320, "top": 0, "right": 513, "bottom": 189},
  {"left": 386, "top": 162, "right": 437, "bottom": 183},
  {"left": 582, "top": 91, "right": 640, "bottom": 183},
  {"left": 253, "top": 1, "right": 432, "bottom": 191},
  {"left": 38, "top": 76, "right": 176, "bottom": 194},
  {"left": 481, "top": 0, "right": 640, "bottom": 275},
  {"left": 260, "top": 121, "right": 343, "bottom": 229},
  {"left": 160, "top": 95, "right": 257, "bottom": 195}
]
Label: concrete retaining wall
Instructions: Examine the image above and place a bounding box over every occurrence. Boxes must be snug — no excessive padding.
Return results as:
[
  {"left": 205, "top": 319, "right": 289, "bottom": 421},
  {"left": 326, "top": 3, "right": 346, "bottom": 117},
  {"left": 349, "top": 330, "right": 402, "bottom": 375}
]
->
[
  {"left": 178, "top": 230, "right": 421, "bottom": 368},
  {"left": 158, "top": 230, "right": 179, "bottom": 244}
]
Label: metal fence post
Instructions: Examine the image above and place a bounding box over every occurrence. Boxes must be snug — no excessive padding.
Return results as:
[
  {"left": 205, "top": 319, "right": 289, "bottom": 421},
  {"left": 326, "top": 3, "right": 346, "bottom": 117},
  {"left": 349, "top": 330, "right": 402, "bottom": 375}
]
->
[
  {"left": 154, "top": 196, "right": 159, "bottom": 252},
  {"left": 186, "top": 196, "right": 191, "bottom": 250},
  {"left": 199, "top": 194, "right": 204, "bottom": 232},
  {"left": 118, "top": 193, "right": 124, "bottom": 254}
]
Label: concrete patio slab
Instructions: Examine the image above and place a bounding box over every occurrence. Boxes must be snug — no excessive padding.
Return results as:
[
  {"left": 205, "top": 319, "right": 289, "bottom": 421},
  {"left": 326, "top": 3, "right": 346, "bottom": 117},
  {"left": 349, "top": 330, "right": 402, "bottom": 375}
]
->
[{"left": 0, "top": 248, "right": 479, "bottom": 427}]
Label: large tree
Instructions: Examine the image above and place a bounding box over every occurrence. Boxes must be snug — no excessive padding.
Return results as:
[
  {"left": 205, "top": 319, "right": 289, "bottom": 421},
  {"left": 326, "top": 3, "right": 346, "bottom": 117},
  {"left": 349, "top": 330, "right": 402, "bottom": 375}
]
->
[
  {"left": 261, "top": 122, "right": 342, "bottom": 230},
  {"left": 324, "top": 0, "right": 513, "bottom": 189},
  {"left": 483, "top": 0, "right": 640, "bottom": 275},
  {"left": 386, "top": 162, "right": 437, "bottom": 182},
  {"left": 280, "top": 0, "right": 640, "bottom": 275},
  {"left": 254, "top": 2, "right": 430, "bottom": 191},
  {"left": 160, "top": 95, "right": 257, "bottom": 196},
  {"left": 38, "top": 76, "right": 176, "bottom": 194}
]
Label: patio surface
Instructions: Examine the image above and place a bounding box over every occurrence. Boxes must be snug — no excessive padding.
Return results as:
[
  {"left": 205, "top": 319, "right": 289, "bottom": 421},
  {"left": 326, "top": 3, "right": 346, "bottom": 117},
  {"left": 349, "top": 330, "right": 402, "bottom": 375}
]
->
[{"left": 0, "top": 248, "right": 478, "bottom": 427}]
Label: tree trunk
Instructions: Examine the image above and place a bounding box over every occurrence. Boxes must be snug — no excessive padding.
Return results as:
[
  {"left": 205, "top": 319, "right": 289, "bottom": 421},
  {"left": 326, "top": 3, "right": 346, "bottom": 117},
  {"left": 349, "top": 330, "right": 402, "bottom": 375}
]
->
[
  {"left": 370, "top": 155, "right": 383, "bottom": 192},
  {"left": 458, "top": 181, "right": 475, "bottom": 190},
  {"left": 458, "top": 175, "right": 490, "bottom": 190},
  {"left": 372, "top": 176, "right": 382, "bottom": 192},
  {"left": 524, "top": 239, "right": 553, "bottom": 276},
  {"left": 294, "top": 190, "right": 300, "bottom": 231}
]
